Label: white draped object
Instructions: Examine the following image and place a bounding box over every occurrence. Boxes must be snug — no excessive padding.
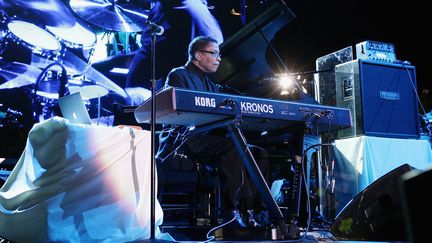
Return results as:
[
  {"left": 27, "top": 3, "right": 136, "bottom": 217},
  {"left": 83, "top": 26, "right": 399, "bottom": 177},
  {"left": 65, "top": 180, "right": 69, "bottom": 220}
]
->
[
  {"left": 332, "top": 135, "right": 432, "bottom": 214},
  {"left": 0, "top": 117, "right": 165, "bottom": 242}
]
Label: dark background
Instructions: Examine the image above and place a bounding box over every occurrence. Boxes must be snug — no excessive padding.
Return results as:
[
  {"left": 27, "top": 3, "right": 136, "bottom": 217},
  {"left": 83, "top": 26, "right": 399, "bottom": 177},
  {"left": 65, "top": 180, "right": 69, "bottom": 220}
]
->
[
  {"left": 216, "top": 0, "right": 430, "bottom": 110},
  {"left": 0, "top": 0, "right": 429, "bottom": 158}
]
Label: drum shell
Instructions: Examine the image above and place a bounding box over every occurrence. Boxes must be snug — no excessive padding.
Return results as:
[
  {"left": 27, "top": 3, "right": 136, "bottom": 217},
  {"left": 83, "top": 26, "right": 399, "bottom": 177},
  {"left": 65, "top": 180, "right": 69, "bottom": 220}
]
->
[
  {"left": 3, "top": 20, "right": 62, "bottom": 59},
  {"left": 46, "top": 22, "right": 97, "bottom": 62}
]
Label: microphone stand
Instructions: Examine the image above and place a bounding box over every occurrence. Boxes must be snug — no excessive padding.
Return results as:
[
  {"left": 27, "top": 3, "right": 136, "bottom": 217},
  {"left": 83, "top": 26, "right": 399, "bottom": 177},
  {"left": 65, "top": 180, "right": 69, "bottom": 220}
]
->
[
  {"left": 144, "top": 20, "right": 164, "bottom": 242},
  {"left": 149, "top": 31, "right": 157, "bottom": 240}
]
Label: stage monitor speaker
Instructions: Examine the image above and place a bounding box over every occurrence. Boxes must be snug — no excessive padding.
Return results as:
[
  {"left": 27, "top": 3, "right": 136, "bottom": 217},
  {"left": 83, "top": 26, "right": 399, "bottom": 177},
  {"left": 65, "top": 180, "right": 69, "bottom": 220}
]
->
[
  {"left": 335, "top": 59, "right": 419, "bottom": 139},
  {"left": 329, "top": 163, "right": 413, "bottom": 241},
  {"left": 400, "top": 165, "right": 432, "bottom": 243}
]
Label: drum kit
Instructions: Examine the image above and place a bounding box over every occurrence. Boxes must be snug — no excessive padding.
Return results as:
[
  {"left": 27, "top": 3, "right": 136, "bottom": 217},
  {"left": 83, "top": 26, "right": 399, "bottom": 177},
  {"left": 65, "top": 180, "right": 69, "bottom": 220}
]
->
[{"left": 0, "top": 0, "right": 150, "bottom": 124}]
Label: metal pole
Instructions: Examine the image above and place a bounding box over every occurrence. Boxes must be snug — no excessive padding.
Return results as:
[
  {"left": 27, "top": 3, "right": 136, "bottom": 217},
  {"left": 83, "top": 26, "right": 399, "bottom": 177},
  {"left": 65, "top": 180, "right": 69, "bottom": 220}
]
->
[{"left": 150, "top": 32, "right": 157, "bottom": 239}]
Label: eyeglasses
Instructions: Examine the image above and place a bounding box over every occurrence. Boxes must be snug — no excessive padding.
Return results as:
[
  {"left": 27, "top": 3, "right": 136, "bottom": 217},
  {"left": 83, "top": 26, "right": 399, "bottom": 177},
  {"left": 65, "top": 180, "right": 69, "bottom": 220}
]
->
[{"left": 199, "top": 50, "right": 221, "bottom": 58}]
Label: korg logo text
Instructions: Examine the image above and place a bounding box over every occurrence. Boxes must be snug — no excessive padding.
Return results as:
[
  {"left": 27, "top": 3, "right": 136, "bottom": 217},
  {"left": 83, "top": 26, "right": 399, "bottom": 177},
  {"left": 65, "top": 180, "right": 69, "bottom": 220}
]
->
[
  {"left": 195, "top": 96, "right": 216, "bottom": 108},
  {"left": 240, "top": 102, "right": 274, "bottom": 114},
  {"left": 380, "top": 91, "right": 400, "bottom": 101}
]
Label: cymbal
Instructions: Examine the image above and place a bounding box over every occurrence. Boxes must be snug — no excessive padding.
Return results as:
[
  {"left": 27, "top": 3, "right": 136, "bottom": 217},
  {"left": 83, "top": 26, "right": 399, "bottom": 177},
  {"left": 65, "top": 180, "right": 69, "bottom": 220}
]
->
[
  {"left": 59, "top": 50, "right": 127, "bottom": 98},
  {"left": 0, "top": 60, "right": 42, "bottom": 89},
  {"left": 69, "top": 0, "right": 149, "bottom": 32},
  {"left": 31, "top": 54, "right": 83, "bottom": 76},
  {"left": 69, "top": 84, "right": 109, "bottom": 100},
  {"left": 0, "top": 0, "right": 76, "bottom": 28}
]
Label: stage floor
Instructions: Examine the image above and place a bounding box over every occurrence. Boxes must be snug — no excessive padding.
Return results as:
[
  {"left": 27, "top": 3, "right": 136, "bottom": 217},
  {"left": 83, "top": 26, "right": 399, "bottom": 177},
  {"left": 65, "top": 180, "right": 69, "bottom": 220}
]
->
[
  {"left": 158, "top": 225, "right": 404, "bottom": 242},
  {"left": 156, "top": 214, "right": 407, "bottom": 243}
]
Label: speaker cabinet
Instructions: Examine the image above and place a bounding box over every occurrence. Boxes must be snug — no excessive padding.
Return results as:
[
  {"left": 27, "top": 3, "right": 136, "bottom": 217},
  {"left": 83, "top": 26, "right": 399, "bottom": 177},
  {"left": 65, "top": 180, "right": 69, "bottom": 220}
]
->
[
  {"left": 400, "top": 166, "right": 432, "bottom": 243},
  {"left": 335, "top": 59, "right": 419, "bottom": 139},
  {"left": 330, "top": 163, "right": 413, "bottom": 241}
]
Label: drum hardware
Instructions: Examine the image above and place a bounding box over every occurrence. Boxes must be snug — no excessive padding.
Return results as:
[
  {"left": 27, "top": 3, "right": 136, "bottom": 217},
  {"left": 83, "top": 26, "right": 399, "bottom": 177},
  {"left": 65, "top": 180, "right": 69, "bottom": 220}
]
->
[
  {"left": 32, "top": 62, "right": 68, "bottom": 122},
  {"left": 107, "top": 31, "right": 141, "bottom": 56},
  {"left": 0, "top": 10, "right": 8, "bottom": 55},
  {"left": 35, "top": 75, "right": 109, "bottom": 101},
  {"left": 31, "top": 53, "right": 81, "bottom": 77},
  {"left": 31, "top": 66, "right": 111, "bottom": 122},
  {"left": 0, "top": 103, "right": 23, "bottom": 128},
  {"left": 1, "top": 0, "right": 130, "bottom": 122},
  {"left": 57, "top": 50, "right": 127, "bottom": 98},
  {"left": 89, "top": 31, "right": 141, "bottom": 63},
  {"left": 30, "top": 50, "right": 127, "bottom": 98}
]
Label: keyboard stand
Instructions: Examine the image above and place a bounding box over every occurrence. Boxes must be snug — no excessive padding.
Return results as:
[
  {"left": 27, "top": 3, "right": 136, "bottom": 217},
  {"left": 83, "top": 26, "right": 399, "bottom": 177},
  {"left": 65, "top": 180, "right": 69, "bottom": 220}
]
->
[{"left": 192, "top": 116, "right": 297, "bottom": 240}]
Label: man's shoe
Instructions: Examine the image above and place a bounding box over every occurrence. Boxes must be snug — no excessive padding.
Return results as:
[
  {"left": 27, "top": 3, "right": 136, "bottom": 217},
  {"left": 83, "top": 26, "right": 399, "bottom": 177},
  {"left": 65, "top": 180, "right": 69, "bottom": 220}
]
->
[
  {"left": 232, "top": 210, "right": 247, "bottom": 227},
  {"left": 247, "top": 210, "right": 262, "bottom": 227}
]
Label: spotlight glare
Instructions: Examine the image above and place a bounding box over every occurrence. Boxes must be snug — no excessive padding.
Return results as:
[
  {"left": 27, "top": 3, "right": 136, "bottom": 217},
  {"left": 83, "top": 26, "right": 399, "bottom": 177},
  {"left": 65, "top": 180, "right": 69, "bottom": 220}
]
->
[
  {"left": 230, "top": 8, "right": 242, "bottom": 16},
  {"left": 276, "top": 73, "right": 292, "bottom": 89},
  {"left": 280, "top": 90, "right": 290, "bottom": 96}
]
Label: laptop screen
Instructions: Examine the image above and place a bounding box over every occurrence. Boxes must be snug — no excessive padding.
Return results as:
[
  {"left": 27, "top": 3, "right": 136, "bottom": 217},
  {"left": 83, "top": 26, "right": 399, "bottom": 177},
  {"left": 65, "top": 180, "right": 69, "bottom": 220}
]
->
[{"left": 58, "top": 92, "right": 92, "bottom": 125}]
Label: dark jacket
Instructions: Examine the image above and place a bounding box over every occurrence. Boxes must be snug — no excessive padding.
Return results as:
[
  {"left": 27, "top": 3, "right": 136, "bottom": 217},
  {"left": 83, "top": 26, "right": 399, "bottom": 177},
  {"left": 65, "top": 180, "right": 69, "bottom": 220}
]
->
[{"left": 156, "top": 62, "right": 221, "bottom": 162}]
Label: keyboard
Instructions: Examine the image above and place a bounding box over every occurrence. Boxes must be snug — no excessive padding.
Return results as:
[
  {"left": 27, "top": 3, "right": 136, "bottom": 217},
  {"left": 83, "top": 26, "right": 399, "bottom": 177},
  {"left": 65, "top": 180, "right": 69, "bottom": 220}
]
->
[{"left": 134, "top": 87, "right": 352, "bottom": 134}]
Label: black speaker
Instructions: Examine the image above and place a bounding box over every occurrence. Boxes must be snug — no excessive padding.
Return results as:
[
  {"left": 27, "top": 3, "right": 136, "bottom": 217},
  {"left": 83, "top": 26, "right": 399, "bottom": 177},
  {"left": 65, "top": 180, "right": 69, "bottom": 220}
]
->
[
  {"left": 400, "top": 165, "right": 432, "bottom": 243},
  {"left": 335, "top": 59, "right": 419, "bottom": 139},
  {"left": 330, "top": 163, "right": 413, "bottom": 241}
]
